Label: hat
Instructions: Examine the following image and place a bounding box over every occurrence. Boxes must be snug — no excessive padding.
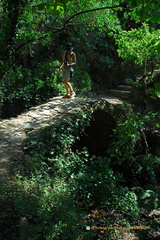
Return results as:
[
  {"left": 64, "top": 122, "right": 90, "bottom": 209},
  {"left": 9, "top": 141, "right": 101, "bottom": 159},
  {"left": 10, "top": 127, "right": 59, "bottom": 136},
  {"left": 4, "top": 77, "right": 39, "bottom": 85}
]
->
[{"left": 66, "top": 43, "right": 74, "bottom": 51}]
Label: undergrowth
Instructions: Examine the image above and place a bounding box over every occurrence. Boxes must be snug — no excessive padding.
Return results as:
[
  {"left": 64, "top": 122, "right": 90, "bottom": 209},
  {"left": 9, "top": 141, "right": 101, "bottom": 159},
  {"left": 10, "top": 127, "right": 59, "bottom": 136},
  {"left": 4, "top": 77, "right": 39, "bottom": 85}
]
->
[{"left": 1, "top": 111, "right": 160, "bottom": 239}]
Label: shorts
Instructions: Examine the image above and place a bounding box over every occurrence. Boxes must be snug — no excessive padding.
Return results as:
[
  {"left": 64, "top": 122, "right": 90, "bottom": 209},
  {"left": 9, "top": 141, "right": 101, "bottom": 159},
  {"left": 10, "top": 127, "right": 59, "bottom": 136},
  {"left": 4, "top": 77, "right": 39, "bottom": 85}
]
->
[{"left": 62, "top": 66, "right": 70, "bottom": 81}]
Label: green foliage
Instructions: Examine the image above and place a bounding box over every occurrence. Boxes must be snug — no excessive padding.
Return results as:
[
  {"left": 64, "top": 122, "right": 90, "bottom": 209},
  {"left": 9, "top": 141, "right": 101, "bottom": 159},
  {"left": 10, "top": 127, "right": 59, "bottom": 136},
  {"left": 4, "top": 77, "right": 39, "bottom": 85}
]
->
[
  {"left": 23, "top": 111, "right": 92, "bottom": 174},
  {"left": 115, "top": 23, "right": 160, "bottom": 68},
  {"left": 132, "top": 184, "right": 160, "bottom": 232},
  {"left": 0, "top": 182, "right": 20, "bottom": 239},
  {"left": 30, "top": 0, "right": 67, "bottom": 16},
  {"left": 98, "top": 55, "right": 114, "bottom": 69},
  {"left": 1, "top": 0, "right": 159, "bottom": 118},
  {"left": 154, "top": 82, "right": 160, "bottom": 97},
  {"left": 72, "top": 67, "right": 92, "bottom": 96},
  {"left": 128, "top": 0, "right": 160, "bottom": 23},
  {"left": 66, "top": 0, "right": 121, "bottom": 25},
  {"left": 0, "top": 60, "right": 64, "bottom": 117},
  {"left": 0, "top": 111, "right": 141, "bottom": 239},
  {"left": 114, "top": 23, "right": 159, "bottom": 111},
  {"left": 2, "top": 106, "right": 160, "bottom": 239},
  {"left": 0, "top": 177, "right": 92, "bottom": 240},
  {"left": 148, "top": 82, "right": 160, "bottom": 99},
  {"left": 106, "top": 111, "right": 160, "bottom": 236},
  {"left": 1, "top": 1, "right": 160, "bottom": 238},
  {"left": 107, "top": 112, "right": 160, "bottom": 186}
]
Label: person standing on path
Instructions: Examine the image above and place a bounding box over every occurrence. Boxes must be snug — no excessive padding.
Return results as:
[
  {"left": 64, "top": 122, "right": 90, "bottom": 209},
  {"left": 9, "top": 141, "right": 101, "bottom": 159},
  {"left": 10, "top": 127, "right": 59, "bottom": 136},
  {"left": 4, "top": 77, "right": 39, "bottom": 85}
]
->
[{"left": 59, "top": 43, "right": 76, "bottom": 98}]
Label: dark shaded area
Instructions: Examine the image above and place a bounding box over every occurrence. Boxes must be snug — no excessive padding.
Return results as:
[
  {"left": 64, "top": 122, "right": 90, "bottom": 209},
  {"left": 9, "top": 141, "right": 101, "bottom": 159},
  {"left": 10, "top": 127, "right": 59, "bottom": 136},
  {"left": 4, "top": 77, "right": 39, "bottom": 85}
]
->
[
  {"left": 73, "top": 109, "right": 116, "bottom": 156},
  {"left": 146, "top": 130, "right": 160, "bottom": 157},
  {"left": 1, "top": 85, "right": 57, "bottom": 119},
  {"left": 1, "top": 99, "right": 25, "bottom": 118}
]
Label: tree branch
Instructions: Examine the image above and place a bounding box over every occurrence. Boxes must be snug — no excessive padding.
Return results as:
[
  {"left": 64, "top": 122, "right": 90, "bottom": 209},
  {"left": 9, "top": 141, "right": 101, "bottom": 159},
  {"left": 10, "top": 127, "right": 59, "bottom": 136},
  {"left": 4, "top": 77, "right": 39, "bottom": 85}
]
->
[
  {"left": 65, "top": 4, "right": 121, "bottom": 25},
  {"left": 15, "top": 4, "right": 123, "bottom": 54},
  {"left": 56, "top": 4, "right": 122, "bottom": 32}
]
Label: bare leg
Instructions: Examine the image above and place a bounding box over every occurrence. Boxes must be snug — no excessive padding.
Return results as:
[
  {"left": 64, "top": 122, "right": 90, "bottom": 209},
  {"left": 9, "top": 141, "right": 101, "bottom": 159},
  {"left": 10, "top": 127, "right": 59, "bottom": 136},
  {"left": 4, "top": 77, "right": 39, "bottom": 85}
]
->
[
  {"left": 67, "top": 82, "right": 74, "bottom": 93},
  {"left": 67, "top": 82, "right": 76, "bottom": 97},
  {"left": 63, "top": 80, "right": 75, "bottom": 97},
  {"left": 62, "top": 80, "right": 70, "bottom": 97}
]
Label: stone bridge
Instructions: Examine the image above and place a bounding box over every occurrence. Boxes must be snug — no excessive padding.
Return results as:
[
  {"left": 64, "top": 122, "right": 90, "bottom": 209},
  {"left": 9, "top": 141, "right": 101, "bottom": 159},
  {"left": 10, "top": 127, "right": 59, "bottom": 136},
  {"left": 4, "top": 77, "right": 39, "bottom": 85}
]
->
[{"left": 0, "top": 95, "right": 127, "bottom": 176}]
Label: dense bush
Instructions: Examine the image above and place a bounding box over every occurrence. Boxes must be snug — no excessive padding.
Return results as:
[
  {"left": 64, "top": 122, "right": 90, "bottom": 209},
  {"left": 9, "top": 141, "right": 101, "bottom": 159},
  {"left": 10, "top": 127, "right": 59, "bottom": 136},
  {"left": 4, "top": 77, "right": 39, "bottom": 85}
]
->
[
  {"left": 0, "top": 60, "right": 65, "bottom": 118},
  {"left": 107, "top": 112, "right": 160, "bottom": 187},
  {"left": 71, "top": 67, "right": 92, "bottom": 96},
  {"left": 1, "top": 109, "right": 160, "bottom": 239},
  {"left": 0, "top": 57, "right": 93, "bottom": 118},
  {"left": 0, "top": 111, "right": 140, "bottom": 240}
]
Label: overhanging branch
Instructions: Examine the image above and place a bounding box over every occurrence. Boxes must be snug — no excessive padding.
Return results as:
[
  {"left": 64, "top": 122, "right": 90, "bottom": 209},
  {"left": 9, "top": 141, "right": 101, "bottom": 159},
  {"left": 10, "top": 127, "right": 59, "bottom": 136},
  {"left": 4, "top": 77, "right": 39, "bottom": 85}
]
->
[
  {"left": 65, "top": 4, "right": 121, "bottom": 25},
  {"left": 54, "top": 4, "right": 122, "bottom": 32},
  {"left": 16, "top": 4, "right": 124, "bottom": 53}
]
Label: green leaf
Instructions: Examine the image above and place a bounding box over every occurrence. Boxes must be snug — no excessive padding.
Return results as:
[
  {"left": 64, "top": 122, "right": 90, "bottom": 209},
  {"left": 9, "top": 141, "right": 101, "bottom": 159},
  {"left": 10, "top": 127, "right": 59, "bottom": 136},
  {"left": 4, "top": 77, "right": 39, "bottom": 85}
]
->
[
  {"left": 37, "top": 3, "right": 45, "bottom": 11},
  {"left": 154, "top": 82, "right": 160, "bottom": 92},
  {"left": 131, "top": 186, "right": 143, "bottom": 191},
  {"left": 138, "top": 190, "right": 154, "bottom": 199},
  {"left": 149, "top": 15, "right": 160, "bottom": 23}
]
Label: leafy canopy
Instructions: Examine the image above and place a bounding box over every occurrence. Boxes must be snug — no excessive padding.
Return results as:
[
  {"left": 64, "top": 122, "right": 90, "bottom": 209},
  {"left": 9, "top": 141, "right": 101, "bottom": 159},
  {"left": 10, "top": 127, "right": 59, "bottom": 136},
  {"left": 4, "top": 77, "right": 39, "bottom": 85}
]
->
[{"left": 115, "top": 23, "right": 160, "bottom": 67}]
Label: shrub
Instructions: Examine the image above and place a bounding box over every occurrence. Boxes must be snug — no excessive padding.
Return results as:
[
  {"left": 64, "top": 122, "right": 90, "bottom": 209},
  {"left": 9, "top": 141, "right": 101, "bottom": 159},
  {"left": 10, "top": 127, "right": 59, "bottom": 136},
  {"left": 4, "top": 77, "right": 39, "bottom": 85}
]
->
[
  {"left": 71, "top": 67, "right": 92, "bottom": 96},
  {"left": 107, "top": 112, "right": 160, "bottom": 186},
  {"left": 0, "top": 111, "right": 140, "bottom": 239},
  {"left": 0, "top": 60, "right": 64, "bottom": 118}
]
